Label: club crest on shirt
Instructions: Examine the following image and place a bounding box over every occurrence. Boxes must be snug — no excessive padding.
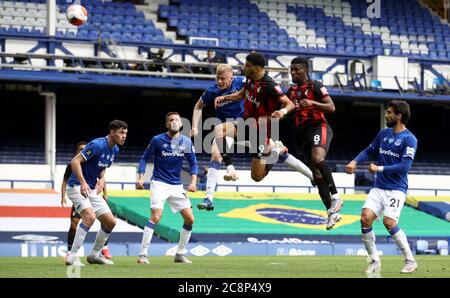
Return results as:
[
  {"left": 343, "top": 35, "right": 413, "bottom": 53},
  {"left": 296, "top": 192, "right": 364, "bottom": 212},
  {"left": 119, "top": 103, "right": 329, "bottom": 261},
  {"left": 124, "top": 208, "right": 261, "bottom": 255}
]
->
[
  {"left": 388, "top": 138, "right": 394, "bottom": 144},
  {"left": 394, "top": 139, "right": 402, "bottom": 146}
]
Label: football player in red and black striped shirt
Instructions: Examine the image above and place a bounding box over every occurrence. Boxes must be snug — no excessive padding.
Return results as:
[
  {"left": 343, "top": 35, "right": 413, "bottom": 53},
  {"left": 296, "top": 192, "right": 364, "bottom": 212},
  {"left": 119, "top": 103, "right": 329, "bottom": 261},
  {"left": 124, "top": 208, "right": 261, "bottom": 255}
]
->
[
  {"left": 215, "top": 52, "right": 313, "bottom": 183},
  {"left": 288, "top": 57, "right": 343, "bottom": 230}
]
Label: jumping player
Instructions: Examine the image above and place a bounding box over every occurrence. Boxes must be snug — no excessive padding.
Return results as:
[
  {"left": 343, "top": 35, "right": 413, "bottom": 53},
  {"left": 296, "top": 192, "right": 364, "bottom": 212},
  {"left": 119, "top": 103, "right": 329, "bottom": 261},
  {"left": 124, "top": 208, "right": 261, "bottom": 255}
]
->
[
  {"left": 215, "top": 52, "right": 313, "bottom": 183},
  {"left": 288, "top": 57, "right": 343, "bottom": 230},
  {"left": 191, "top": 64, "right": 244, "bottom": 211}
]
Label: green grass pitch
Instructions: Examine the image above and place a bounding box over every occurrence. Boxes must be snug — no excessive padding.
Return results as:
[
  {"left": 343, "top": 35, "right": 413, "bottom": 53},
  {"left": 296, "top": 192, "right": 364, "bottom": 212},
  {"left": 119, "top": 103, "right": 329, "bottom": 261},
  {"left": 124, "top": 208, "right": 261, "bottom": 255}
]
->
[{"left": 0, "top": 256, "right": 449, "bottom": 278}]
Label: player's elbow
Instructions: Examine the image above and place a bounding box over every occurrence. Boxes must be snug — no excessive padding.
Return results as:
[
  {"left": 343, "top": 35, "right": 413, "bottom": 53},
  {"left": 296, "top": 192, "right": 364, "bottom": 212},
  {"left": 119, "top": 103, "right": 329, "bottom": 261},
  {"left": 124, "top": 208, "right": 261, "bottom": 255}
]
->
[{"left": 329, "top": 105, "right": 336, "bottom": 114}]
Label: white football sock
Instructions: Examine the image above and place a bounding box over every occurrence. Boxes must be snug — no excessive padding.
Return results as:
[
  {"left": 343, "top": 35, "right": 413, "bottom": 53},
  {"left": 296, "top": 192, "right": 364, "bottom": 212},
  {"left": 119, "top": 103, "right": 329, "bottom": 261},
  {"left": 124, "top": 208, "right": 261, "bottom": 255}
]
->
[
  {"left": 90, "top": 227, "right": 111, "bottom": 258},
  {"left": 391, "top": 228, "right": 415, "bottom": 261},
  {"left": 282, "top": 154, "right": 313, "bottom": 180},
  {"left": 70, "top": 222, "right": 90, "bottom": 255},
  {"left": 206, "top": 167, "right": 219, "bottom": 201},
  {"left": 139, "top": 221, "right": 155, "bottom": 256},
  {"left": 362, "top": 227, "right": 380, "bottom": 263},
  {"left": 176, "top": 225, "right": 192, "bottom": 255}
]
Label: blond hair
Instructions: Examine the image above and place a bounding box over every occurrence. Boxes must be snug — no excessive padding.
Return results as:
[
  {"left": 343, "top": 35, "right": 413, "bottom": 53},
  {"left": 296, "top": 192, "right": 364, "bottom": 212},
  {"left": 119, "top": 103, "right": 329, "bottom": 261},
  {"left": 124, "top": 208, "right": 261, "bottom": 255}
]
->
[{"left": 216, "top": 64, "right": 233, "bottom": 75}]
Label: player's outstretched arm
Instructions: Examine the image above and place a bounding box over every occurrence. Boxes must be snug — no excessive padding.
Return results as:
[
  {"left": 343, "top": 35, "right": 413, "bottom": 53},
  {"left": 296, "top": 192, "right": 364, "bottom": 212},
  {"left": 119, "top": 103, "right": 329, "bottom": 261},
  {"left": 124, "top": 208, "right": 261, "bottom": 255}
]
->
[
  {"left": 136, "top": 139, "right": 156, "bottom": 189},
  {"left": 272, "top": 95, "right": 294, "bottom": 119},
  {"left": 191, "top": 99, "right": 206, "bottom": 137},
  {"left": 371, "top": 157, "right": 414, "bottom": 174},
  {"left": 214, "top": 87, "right": 245, "bottom": 108}
]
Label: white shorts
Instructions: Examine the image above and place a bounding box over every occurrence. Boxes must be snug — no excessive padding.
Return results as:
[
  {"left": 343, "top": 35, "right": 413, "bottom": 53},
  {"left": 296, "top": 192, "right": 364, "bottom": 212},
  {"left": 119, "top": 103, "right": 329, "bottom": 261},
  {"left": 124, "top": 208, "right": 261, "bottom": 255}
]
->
[
  {"left": 67, "top": 185, "right": 111, "bottom": 218},
  {"left": 150, "top": 180, "right": 191, "bottom": 213},
  {"left": 362, "top": 188, "right": 406, "bottom": 222}
]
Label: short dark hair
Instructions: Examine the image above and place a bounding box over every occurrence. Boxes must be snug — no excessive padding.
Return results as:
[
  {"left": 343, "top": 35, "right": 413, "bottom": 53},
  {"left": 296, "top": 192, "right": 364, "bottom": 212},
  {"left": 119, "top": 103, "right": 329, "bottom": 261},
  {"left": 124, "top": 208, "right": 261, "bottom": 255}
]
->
[
  {"left": 290, "top": 57, "right": 309, "bottom": 71},
  {"left": 109, "top": 119, "right": 128, "bottom": 132},
  {"left": 75, "top": 141, "right": 87, "bottom": 153},
  {"left": 246, "top": 52, "right": 266, "bottom": 68},
  {"left": 388, "top": 100, "right": 410, "bottom": 125},
  {"left": 166, "top": 111, "right": 180, "bottom": 122}
]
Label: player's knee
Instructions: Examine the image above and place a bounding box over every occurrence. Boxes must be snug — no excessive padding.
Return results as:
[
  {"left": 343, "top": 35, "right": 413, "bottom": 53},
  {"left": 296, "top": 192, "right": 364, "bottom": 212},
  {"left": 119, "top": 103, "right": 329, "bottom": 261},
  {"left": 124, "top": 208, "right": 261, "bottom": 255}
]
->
[
  {"left": 383, "top": 218, "right": 396, "bottom": 230},
  {"left": 151, "top": 215, "right": 161, "bottom": 224},
  {"left": 312, "top": 157, "right": 325, "bottom": 166},
  {"left": 105, "top": 217, "right": 116, "bottom": 230},
  {"left": 83, "top": 216, "right": 95, "bottom": 227},
  {"left": 184, "top": 216, "right": 194, "bottom": 226},
  {"left": 360, "top": 216, "right": 372, "bottom": 228},
  {"left": 251, "top": 172, "right": 265, "bottom": 182}
]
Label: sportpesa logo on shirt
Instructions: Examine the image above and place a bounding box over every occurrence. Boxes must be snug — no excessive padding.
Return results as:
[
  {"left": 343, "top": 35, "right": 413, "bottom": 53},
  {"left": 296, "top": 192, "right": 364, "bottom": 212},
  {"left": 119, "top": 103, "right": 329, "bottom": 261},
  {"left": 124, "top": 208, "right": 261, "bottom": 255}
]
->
[
  {"left": 379, "top": 148, "right": 400, "bottom": 158},
  {"left": 162, "top": 151, "right": 184, "bottom": 157}
]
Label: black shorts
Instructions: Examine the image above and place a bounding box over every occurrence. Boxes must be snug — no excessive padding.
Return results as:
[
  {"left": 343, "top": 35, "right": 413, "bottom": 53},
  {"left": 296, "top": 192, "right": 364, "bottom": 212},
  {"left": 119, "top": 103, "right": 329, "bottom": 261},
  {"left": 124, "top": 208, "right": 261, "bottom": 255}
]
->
[
  {"left": 70, "top": 205, "right": 81, "bottom": 219},
  {"left": 296, "top": 122, "right": 333, "bottom": 154}
]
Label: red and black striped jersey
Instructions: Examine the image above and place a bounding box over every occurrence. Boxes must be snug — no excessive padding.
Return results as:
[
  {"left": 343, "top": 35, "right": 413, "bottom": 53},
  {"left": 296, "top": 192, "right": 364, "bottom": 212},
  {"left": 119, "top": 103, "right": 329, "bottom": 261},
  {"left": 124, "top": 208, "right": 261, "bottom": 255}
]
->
[
  {"left": 243, "top": 73, "right": 284, "bottom": 120},
  {"left": 288, "top": 80, "right": 329, "bottom": 127}
]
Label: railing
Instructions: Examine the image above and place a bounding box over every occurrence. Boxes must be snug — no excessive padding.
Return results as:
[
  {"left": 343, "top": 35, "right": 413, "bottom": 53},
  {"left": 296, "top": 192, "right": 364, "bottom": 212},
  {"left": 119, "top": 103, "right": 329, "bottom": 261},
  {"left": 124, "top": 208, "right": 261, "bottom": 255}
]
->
[
  {"left": 216, "top": 184, "right": 450, "bottom": 196},
  {"left": 1, "top": 179, "right": 449, "bottom": 196}
]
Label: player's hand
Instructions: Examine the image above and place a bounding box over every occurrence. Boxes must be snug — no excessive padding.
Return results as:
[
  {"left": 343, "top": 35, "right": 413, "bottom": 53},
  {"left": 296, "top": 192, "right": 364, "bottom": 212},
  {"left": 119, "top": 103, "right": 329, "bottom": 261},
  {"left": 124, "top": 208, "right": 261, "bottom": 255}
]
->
[
  {"left": 214, "top": 96, "right": 226, "bottom": 108},
  {"left": 190, "top": 127, "right": 199, "bottom": 137},
  {"left": 187, "top": 184, "right": 197, "bottom": 192},
  {"left": 299, "top": 99, "right": 314, "bottom": 108},
  {"left": 271, "top": 110, "right": 285, "bottom": 119},
  {"left": 95, "top": 179, "right": 105, "bottom": 194},
  {"left": 368, "top": 163, "right": 378, "bottom": 173},
  {"left": 345, "top": 160, "right": 357, "bottom": 174},
  {"left": 136, "top": 178, "right": 145, "bottom": 190},
  {"left": 61, "top": 196, "right": 67, "bottom": 207},
  {"left": 80, "top": 182, "right": 90, "bottom": 198}
]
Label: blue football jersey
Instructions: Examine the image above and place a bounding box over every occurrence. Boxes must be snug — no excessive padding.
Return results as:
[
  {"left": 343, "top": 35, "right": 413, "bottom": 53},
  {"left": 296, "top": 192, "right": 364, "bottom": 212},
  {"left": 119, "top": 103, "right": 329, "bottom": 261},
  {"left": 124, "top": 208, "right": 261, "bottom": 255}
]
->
[
  {"left": 200, "top": 76, "right": 245, "bottom": 122},
  {"left": 68, "top": 137, "right": 119, "bottom": 189},
  {"left": 138, "top": 133, "right": 198, "bottom": 185},
  {"left": 369, "top": 128, "right": 417, "bottom": 193}
]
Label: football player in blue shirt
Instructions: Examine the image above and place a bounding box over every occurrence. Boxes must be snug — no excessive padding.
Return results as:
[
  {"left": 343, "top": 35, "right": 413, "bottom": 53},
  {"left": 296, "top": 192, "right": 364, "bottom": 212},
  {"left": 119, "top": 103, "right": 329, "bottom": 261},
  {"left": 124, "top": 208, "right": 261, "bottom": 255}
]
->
[
  {"left": 346, "top": 100, "right": 418, "bottom": 274},
  {"left": 137, "top": 112, "right": 198, "bottom": 264},
  {"left": 191, "top": 64, "right": 244, "bottom": 211},
  {"left": 65, "top": 120, "right": 128, "bottom": 266}
]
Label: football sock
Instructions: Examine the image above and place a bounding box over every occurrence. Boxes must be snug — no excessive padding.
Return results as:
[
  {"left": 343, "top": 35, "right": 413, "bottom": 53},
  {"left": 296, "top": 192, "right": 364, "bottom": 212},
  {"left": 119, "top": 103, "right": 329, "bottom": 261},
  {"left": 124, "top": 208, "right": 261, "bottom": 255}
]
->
[
  {"left": 316, "top": 161, "right": 338, "bottom": 195},
  {"left": 177, "top": 224, "right": 192, "bottom": 255},
  {"left": 316, "top": 177, "right": 332, "bottom": 210},
  {"left": 389, "top": 225, "right": 415, "bottom": 261},
  {"left": 67, "top": 227, "right": 77, "bottom": 251},
  {"left": 70, "top": 222, "right": 90, "bottom": 255},
  {"left": 362, "top": 226, "right": 380, "bottom": 263},
  {"left": 90, "top": 226, "right": 111, "bottom": 258},
  {"left": 206, "top": 161, "right": 220, "bottom": 201},
  {"left": 139, "top": 221, "right": 155, "bottom": 256}
]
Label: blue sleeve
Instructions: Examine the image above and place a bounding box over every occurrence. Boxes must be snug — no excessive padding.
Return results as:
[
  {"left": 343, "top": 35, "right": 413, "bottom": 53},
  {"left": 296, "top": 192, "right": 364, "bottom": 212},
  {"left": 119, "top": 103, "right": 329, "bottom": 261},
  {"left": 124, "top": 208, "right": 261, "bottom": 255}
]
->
[
  {"left": 81, "top": 140, "right": 101, "bottom": 161},
  {"left": 354, "top": 131, "right": 382, "bottom": 163},
  {"left": 236, "top": 76, "right": 246, "bottom": 89},
  {"left": 138, "top": 138, "right": 156, "bottom": 174},
  {"left": 184, "top": 139, "right": 198, "bottom": 175},
  {"left": 199, "top": 88, "right": 214, "bottom": 106},
  {"left": 402, "top": 135, "right": 417, "bottom": 160},
  {"left": 381, "top": 158, "right": 413, "bottom": 174}
]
